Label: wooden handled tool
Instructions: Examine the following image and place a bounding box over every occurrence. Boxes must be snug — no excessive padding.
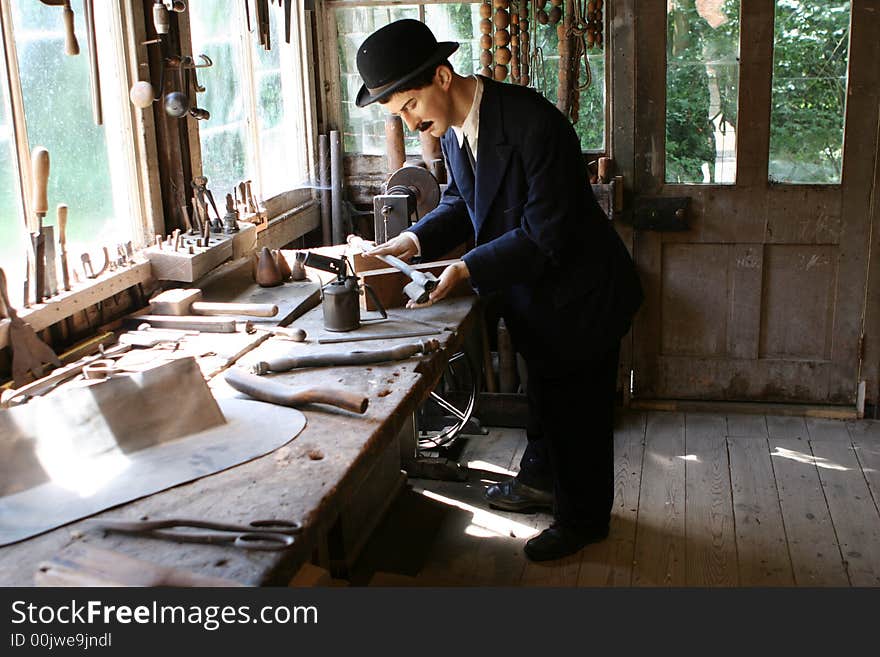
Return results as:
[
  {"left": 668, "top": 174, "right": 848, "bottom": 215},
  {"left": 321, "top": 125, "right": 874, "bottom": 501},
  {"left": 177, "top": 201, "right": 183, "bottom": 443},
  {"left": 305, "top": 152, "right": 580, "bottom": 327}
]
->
[
  {"left": 224, "top": 367, "right": 369, "bottom": 414},
  {"left": 149, "top": 289, "right": 278, "bottom": 317},
  {"left": 31, "top": 147, "right": 50, "bottom": 302},
  {"left": 37, "top": 0, "right": 79, "bottom": 55},
  {"left": 0, "top": 267, "right": 61, "bottom": 387},
  {"left": 57, "top": 204, "right": 70, "bottom": 291},
  {"left": 123, "top": 315, "right": 252, "bottom": 333}
]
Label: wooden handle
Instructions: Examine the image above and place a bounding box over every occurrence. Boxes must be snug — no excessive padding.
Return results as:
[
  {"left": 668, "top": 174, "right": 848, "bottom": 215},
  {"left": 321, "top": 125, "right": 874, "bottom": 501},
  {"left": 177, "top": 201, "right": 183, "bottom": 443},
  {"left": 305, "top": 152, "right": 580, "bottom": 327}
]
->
[
  {"left": 224, "top": 368, "right": 369, "bottom": 414},
  {"left": 57, "top": 204, "right": 68, "bottom": 246},
  {"left": 62, "top": 3, "right": 79, "bottom": 56},
  {"left": 31, "top": 147, "right": 50, "bottom": 217},
  {"left": 190, "top": 301, "right": 279, "bottom": 317}
]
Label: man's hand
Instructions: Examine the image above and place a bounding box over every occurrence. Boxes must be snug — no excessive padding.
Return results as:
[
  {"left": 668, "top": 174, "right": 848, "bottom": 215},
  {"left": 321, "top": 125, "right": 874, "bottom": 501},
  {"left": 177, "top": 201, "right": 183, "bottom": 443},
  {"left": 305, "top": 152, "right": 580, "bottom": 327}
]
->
[
  {"left": 407, "top": 260, "right": 470, "bottom": 308},
  {"left": 366, "top": 232, "right": 420, "bottom": 262}
]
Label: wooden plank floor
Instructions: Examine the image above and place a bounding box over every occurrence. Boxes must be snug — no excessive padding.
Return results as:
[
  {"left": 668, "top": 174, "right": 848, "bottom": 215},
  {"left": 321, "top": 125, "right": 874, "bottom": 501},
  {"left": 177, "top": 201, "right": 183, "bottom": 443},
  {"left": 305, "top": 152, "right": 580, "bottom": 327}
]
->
[{"left": 350, "top": 411, "right": 880, "bottom": 586}]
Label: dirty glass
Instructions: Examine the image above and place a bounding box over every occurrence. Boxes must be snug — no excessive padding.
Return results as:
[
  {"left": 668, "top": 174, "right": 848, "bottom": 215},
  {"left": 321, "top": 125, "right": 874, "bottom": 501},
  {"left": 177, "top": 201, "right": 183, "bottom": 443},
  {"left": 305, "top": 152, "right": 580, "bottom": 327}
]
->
[
  {"left": 336, "top": 3, "right": 606, "bottom": 154},
  {"left": 335, "top": 5, "right": 420, "bottom": 155},
  {"left": 768, "top": 1, "right": 850, "bottom": 184},
  {"left": 0, "top": 52, "right": 26, "bottom": 304},
  {"left": 8, "top": 0, "right": 137, "bottom": 298},
  {"left": 189, "top": 0, "right": 250, "bottom": 201},
  {"left": 665, "top": 0, "right": 740, "bottom": 184}
]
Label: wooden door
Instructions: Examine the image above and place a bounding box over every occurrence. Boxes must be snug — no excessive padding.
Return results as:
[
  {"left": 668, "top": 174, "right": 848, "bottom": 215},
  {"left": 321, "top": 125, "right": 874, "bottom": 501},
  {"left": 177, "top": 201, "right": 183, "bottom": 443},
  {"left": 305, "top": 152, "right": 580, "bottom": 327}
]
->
[{"left": 628, "top": 0, "right": 879, "bottom": 404}]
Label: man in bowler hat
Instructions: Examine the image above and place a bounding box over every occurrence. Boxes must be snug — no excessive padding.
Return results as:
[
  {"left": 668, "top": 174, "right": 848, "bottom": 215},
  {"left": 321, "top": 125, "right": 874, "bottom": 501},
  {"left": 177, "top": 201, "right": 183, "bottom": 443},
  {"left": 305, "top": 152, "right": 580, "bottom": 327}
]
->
[{"left": 358, "top": 19, "right": 642, "bottom": 561}]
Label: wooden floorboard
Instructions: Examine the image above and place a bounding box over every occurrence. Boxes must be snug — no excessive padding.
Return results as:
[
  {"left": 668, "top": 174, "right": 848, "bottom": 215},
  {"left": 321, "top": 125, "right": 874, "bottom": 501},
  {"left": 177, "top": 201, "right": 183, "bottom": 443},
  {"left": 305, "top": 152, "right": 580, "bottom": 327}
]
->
[
  {"left": 351, "top": 413, "right": 880, "bottom": 587},
  {"left": 769, "top": 431, "right": 849, "bottom": 586},
  {"left": 684, "top": 414, "right": 737, "bottom": 586},
  {"left": 809, "top": 438, "right": 880, "bottom": 586},
  {"left": 847, "top": 420, "right": 880, "bottom": 514},
  {"left": 631, "top": 412, "right": 686, "bottom": 586},
  {"left": 728, "top": 429, "right": 795, "bottom": 586},
  {"left": 577, "top": 411, "right": 646, "bottom": 586}
]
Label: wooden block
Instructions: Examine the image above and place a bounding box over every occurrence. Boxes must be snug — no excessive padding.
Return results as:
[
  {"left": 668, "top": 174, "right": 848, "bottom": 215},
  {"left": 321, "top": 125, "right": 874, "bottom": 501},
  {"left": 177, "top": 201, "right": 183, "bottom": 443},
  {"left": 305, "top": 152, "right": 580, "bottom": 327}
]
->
[
  {"left": 360, "top": 259, "right": 473, "bottom": 310},
  {"left": 145, "top": 235, "right": 233, "bottom": 282},
  {"left": 35, "top": 543, "right": 241, "bottom": 587},
  {"left": 288, "top": 563, "right": 333, "bottom": 587}
]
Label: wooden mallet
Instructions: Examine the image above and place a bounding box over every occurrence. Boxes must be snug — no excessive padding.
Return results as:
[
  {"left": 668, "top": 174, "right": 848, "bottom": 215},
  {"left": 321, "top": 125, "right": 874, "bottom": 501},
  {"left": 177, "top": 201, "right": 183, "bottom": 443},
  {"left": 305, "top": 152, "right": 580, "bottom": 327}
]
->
[{"left": 149, "top": 288, "right": 278, "bottom": 318}]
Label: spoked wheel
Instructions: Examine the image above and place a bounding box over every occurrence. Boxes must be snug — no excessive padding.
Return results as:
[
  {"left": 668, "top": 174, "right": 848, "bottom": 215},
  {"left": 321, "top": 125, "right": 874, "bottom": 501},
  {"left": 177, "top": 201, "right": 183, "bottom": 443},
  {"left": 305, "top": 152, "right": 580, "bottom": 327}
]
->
[{"left": 416, "top": 350, "right": 479, "bottom": 450}]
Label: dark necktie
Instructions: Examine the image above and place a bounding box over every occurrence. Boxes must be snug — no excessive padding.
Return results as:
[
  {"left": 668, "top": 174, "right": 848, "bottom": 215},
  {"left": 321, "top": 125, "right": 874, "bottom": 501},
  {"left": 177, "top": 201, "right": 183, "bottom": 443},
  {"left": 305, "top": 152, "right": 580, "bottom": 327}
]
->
[{"left": 462, "top": 134, "right": 476, "bottom": 174}]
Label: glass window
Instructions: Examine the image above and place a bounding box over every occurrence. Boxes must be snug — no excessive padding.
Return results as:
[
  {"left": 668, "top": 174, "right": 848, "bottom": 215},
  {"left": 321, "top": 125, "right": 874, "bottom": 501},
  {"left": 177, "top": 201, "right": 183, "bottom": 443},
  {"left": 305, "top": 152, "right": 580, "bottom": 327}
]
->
[
  {"left": 335, "top": 4, "right": 420, "bottom": 155},
  {"left": 189, "top": 0, "right": 312, "bottom": 202},
  {"left": 3, "top": 0, "right": 142, "bottom": 304},
  {"left": 336, "top": 3, "right": 607, "bottom": 154},
  {"left": 768, "top": 1, "right": 850, "bottom": 184},
  {"left": 665, "top": 0, "right": 740, "bottom": 184}
]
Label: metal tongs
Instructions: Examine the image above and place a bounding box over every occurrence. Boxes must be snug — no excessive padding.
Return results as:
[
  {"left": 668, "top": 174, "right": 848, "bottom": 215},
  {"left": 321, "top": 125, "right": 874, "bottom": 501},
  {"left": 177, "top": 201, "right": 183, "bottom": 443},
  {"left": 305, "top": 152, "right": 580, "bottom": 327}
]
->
[{"left": 91, "top": 517, "right": 302, "bottom": 551}]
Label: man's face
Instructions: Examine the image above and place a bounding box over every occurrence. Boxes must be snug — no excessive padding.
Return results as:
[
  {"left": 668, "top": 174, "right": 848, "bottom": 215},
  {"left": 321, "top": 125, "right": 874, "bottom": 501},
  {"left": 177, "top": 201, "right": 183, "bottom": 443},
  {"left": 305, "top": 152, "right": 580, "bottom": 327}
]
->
[{"left": 382, "top": 69, "right": 453, "bottom": 138}]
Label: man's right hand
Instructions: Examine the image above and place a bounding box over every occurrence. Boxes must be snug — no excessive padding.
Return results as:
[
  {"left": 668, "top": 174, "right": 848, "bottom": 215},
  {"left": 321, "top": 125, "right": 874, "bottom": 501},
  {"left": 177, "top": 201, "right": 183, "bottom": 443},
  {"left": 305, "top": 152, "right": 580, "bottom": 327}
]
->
[{"left": 366, "top": 232, "right": 420, "bottom": 263}]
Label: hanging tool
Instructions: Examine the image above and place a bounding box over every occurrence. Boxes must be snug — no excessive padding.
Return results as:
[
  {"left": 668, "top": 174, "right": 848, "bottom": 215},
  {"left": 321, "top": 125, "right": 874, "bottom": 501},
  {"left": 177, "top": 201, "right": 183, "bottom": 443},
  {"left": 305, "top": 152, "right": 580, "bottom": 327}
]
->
[
  {"left": 294, "top": 250, "right": 387, "bottom": 332},
  {"left": 0, "top": 268, "right": 62, "bottom": 387},
  {"left": 90, "top": 517, "right": 301, "bottom": 552},
  {"left": 149, "top": 288, "right": 278, "bottom": 317},
  {"left": 284, "top": 0, "right": 292, "bottom": 43},
  {"left": 38, "top": 0, "right": 79, "bottom": 55},
  {"left": 348, "top": 235, "right": 439, "bottom": 305},
  {"left": 224, "top": 368, "right": 369, "bottom": 414},
  {"left": 251, "top": 338, "right": 440, "bottom": 375}
]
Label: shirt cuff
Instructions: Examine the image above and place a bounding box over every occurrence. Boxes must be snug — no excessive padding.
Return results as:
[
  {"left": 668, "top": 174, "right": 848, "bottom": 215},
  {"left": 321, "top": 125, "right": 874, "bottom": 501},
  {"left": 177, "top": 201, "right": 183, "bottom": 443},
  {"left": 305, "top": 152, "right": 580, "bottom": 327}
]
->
[{"left": 402, "top": 230, "right": 421, "bottom": 257}]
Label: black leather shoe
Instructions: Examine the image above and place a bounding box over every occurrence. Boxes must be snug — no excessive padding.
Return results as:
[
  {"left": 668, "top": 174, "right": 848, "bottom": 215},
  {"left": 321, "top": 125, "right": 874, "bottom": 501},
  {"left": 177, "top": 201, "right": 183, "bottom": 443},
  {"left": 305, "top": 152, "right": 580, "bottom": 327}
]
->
[
  {"left": 523, "top": 523, "right": 609, "bottom": 562},
  {"left": 485, "top": 479, "right": 553, "bottom": 512}
]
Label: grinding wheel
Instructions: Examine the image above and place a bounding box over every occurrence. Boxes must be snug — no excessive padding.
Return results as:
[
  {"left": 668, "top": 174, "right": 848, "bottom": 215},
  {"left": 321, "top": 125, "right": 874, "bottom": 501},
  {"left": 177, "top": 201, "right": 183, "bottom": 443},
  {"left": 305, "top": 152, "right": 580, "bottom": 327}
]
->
[{"left": 386, "top": 164, "right": 441, "bottom": 219}]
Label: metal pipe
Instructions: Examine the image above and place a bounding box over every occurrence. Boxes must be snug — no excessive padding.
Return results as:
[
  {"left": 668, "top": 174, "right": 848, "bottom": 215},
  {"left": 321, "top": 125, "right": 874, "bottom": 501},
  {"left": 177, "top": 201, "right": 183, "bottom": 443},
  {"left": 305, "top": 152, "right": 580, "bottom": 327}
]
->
[
  {"left": 330, "top": 130, "right": 343, "bottom": 244},
  {"left": 318, "top": 134, "right": 331, "bottom": 245},
  {"left": 252, "top": 339, "right": 440, "bottom": 374}
]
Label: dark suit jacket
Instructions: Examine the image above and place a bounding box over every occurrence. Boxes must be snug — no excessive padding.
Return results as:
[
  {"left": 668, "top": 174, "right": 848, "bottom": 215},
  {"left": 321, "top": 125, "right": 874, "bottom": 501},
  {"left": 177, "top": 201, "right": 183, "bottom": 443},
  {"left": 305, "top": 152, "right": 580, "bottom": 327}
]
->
[{"left": 409, "top": 76, "right": 642, "bottom": 371}]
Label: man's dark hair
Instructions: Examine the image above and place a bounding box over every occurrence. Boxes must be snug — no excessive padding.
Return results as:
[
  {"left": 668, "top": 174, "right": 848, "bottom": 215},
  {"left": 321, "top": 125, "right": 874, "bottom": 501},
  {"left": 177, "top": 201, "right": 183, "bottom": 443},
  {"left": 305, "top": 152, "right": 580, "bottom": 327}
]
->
[{"left": 380, "top": 60, "right": 454, "bottom": 102}]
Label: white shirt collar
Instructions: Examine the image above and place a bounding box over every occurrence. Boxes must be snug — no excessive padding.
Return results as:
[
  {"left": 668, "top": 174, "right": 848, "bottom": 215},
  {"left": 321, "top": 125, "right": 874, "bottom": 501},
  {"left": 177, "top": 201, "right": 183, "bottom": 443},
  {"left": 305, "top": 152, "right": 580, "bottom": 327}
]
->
[{"left": 450, "top": 76, "right": 483, "bottom": 160}]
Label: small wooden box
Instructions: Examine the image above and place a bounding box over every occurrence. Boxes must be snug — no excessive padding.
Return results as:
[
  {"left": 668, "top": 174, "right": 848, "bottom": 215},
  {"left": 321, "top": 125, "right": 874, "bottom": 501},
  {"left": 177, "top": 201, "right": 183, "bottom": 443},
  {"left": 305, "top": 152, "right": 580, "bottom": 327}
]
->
[{"left": 145, "top": 234, "right": 233, "bottom": 282}]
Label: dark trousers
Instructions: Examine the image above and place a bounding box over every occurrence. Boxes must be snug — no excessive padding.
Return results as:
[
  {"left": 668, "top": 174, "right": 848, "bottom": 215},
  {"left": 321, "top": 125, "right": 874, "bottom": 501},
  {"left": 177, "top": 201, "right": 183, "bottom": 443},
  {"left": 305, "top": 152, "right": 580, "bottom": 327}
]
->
[{"left": 515, "top": 343, "right": 620, "bottom": 530}]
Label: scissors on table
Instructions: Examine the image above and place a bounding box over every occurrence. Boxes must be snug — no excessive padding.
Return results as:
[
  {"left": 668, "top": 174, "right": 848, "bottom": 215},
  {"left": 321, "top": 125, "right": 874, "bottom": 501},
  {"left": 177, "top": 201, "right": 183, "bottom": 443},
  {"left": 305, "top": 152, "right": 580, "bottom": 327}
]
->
[{"left": 91, "top": 517, "right": 302, "bottom": 551}]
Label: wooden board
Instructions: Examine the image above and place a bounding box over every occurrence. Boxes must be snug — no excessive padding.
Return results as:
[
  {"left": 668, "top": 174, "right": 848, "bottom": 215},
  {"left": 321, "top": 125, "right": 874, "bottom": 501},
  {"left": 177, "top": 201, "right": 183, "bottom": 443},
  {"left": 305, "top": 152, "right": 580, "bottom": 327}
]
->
[
  {"left": 197, "top": 257, "right": 321, "bottom": 326},
  {"left": 727, "top": 435, "right": 794, "bottom": 585},
  {"left": 577, "top": 411, "right": 646, "bottom": 586},
  {"left": 769, "top": 434, "right": 849, "bottom": 586},
  {"left": 631, "top": 412, "right": 686, "bottom": 586},
  {"left": 809, "top": 438, "right": 880, "bottom": 585},
  {"left": 683, "top": 414, "right": 737, "bottom": 586}
]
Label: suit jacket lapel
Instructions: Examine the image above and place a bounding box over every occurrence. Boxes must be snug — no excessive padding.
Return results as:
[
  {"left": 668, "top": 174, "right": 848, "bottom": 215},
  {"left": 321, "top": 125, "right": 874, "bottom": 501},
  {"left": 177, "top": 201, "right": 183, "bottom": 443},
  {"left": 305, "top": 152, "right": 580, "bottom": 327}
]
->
[{"left": 474, "top": 77, "right": 513, "bottom": 235}]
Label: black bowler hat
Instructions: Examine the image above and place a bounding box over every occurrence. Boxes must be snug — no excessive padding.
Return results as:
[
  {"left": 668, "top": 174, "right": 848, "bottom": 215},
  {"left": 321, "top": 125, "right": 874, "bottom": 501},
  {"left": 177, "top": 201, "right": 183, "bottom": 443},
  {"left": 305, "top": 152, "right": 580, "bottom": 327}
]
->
[{"left": 356, "top": 19, "right": 459, "bottom": 108}]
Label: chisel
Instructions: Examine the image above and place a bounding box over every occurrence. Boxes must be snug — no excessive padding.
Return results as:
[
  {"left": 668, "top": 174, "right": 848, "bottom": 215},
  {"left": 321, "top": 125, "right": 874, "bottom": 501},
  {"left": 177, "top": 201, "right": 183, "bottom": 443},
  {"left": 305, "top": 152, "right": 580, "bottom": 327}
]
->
[
  {"left": 58, "top": 204, "right": 70, "bottom": 291},
  {"left": 31, "top": 147, "right": 50, "bottom": 303}
]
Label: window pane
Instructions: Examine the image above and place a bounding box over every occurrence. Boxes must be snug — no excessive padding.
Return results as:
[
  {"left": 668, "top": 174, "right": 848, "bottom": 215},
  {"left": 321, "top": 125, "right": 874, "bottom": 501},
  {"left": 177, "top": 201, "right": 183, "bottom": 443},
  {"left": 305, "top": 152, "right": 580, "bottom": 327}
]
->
[
  {"left": 531, "top": 21, "right": 606, "bottom": 151},
  {"left": 10, "top": 0, "right": 138, "bottom": 275},
  {"left": 335, "top": 5, "right": 421, "bottom": 155},
  {"left": 0, "top": 50, "right": 27, "bottom": 304},
  {"left": 189, "top": 0, "right": 250, "bottom": 198},
  {"left": 768, "top": 1, "right": 850, "bottom": 184},
  {"left": 337, "top": 4, "right": 606, "bottom": 154},
  {"left": 666, "top": 0, "right": 740, "bottom": 184}
]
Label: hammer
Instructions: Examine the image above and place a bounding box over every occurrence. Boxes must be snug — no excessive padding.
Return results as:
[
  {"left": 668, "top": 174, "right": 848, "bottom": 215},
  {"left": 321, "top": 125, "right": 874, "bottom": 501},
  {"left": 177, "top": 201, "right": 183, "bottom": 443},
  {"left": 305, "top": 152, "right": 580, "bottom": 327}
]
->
[
  {"left": 149, "top": 288, "right": 278, "bottom": 318},
  {"left": 347, "top": 235, "right": 438, "bottom": 304}
]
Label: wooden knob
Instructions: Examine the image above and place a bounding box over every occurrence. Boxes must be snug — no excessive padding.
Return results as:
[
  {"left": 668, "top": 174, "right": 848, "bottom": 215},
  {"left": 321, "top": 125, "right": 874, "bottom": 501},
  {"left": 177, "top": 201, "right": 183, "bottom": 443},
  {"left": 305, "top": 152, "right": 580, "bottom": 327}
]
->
[
  {"left": 62, "top": 5, "right": 80, "bottom": 56},
  {"left": 31, "top": 147, "right": 50, "bottom": 216}
]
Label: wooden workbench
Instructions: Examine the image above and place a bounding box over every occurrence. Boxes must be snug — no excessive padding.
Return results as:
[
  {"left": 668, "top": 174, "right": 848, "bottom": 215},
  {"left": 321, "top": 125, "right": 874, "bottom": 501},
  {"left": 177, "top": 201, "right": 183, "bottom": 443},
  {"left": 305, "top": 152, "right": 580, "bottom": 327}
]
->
[{"left": 0, "top": 259, "right": 479, "bottom": 586}]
